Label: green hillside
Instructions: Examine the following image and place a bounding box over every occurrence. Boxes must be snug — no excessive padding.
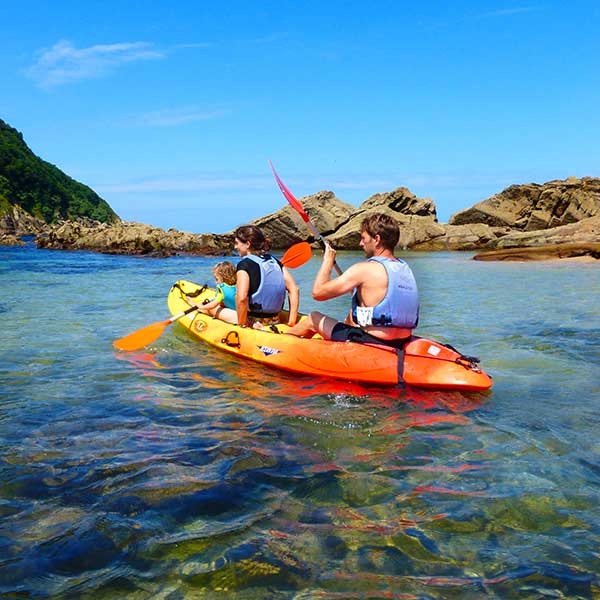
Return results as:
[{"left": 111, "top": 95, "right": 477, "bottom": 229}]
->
[{"left": 0, "top": 118, "right": 119, "bottom": 224}]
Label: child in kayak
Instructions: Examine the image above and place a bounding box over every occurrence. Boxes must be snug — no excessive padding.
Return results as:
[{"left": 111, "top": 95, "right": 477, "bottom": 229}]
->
[{"left": 187, "top": 261, "right": 238, "bottom": 323}]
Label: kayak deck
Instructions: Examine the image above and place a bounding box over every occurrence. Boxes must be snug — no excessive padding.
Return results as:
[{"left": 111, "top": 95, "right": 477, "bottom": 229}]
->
[{"left": 168, "top": 280, "right": 493, "bottom": 391}]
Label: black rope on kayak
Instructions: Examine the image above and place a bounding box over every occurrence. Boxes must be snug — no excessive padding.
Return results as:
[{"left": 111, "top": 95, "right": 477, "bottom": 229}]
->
[
  {"left": 442, "top": 342, "right": 481, "bottom": 365},
  {"left": 454, "top": 356, "right": 483, "bottom": 372},
  {"left": 172, "top": 282, "right": 208, "bottom": 298},
  {"left": 221, "top": 331, "right": 241, "bottom": 348}
]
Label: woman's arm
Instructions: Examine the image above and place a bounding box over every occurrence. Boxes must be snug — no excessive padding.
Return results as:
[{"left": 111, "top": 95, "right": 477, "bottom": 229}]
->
[
  {"left": 282, "top": 267, "right": 300, "bottom": 326},
  {"left": 236, "top": 270, "right": 250, "bottom": 326}
]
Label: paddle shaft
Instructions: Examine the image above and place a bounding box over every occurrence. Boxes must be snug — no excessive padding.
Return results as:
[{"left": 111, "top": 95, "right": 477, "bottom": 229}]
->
[
  {"left": 168, "top": 301, "right": 208, "bottom": 323},
  {"left": 269, "top": 161, "right": 343, "bottom": 276}
]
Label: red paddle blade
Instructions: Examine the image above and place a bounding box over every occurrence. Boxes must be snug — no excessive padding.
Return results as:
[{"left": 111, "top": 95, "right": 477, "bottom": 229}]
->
[
  {"left": 281, "top": 241, "right": 312, "bottom": 268},
  {"left": 269, "top": 160, "right": 310, "bottom": 223},
  {"left": 113, "top": 320, "right": 171, "bottom": 351}
]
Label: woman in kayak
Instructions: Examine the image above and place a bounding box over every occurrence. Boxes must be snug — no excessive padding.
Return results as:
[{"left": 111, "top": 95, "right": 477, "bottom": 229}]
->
[{"left": 216, "top": 225, "right": 300, "bottom": 329}]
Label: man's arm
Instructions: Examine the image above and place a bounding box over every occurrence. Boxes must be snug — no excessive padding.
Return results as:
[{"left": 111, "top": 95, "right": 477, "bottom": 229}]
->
[{"left": 312, "top": 243, "right": 367, "bottom": 301}]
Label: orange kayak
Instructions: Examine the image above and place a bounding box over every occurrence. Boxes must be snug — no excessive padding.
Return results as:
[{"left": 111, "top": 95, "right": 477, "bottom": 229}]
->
[{"left": 168, "top": 280, "right": 493, "bottom": 391}]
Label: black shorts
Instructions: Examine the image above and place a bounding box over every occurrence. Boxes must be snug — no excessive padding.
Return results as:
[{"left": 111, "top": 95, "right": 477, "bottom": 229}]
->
[{"left": 330, "top": 323, "right": 411, "bottom": 349}]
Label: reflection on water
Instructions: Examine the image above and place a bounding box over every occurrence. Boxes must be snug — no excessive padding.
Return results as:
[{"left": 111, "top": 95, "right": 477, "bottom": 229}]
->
[{"left": 0, "top": 246, "right": 599, "bottom": 598}]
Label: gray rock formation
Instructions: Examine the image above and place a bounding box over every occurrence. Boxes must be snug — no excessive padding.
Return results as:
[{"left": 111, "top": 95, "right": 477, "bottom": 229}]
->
[
  {"left": 410, "top": 223, "right": 511, "bottom": 251},
  {"left": 0, "top": 233, "right": 24, "bottom": 246},
  {"left": 3, "top": 175, "right": 598, "bottom": 258},
  {"left": 36, "top": 220, "right": 231, "bottom": 256},
  {"left": 360, "top": 187, "right": 437, "bottom": 219},
  {"left": 0, "top": 204, "right": 46, "bottom": 236},
  {"left": 450, "top": 176, "right": 600, "bottom": 230},
  {"left": 326, "top": 188, "right": 439, "bottom": 249},
  {"left": 473, "top": 242, "right": 600, "bottom": 261},
  {"left": 485, "top": 215, "right": 600, "bottom": 249}
]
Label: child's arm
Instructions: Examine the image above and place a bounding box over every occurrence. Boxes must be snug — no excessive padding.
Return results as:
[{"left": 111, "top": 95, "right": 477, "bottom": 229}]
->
[{"left": 198, "top": 288, "right": 224, "bottom": 313}]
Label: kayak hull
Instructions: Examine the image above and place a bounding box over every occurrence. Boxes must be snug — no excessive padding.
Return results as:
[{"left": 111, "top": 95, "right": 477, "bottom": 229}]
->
[{"left": 168, "top": 281, "right": 493, "bottom": 391}]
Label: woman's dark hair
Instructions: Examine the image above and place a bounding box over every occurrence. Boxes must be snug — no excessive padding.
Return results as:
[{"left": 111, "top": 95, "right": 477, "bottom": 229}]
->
[
  {"left": 234, "top": 225, "right": 271, "bottom": 254},
  {"left": 361, "top": 213, "right": 400, "bottom": 251}
]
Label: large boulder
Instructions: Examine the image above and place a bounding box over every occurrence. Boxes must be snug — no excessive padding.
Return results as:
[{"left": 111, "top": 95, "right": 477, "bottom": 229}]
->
[
  {"left": 247, "top": 191, "right": 356, "bottom": 248},
  {"left": 449, "top": 177, "right": 600, "bottom": 230},
  {"left": 360, "top": 187, "right": 438, "bottom": 219},
  {"left": 326, "top": 188, "right": 439, "bottom": 250}
]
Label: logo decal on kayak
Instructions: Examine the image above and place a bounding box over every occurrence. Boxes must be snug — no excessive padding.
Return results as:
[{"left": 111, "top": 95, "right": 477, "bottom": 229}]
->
[
  {"left": 257, "top": 345, "right": 281, "bottom": 357},
  {"left": 194, "top": 320, "right": 208, "bottom": 332}
]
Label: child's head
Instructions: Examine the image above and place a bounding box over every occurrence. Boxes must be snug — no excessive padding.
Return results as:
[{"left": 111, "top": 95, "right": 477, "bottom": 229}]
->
[{"left": 212, "top": 261, "right": 236, "bottom": 285}]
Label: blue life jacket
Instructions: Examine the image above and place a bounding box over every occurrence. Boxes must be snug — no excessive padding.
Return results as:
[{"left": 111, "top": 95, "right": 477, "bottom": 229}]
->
[
  {"left": 351, "top": 256, "right": 419, "bottom": 328},
  {"left": 245, "top": 254, "right": 286, "bottom": 316},
  {"left": 216, "top": 282, "right": 236, "bottom": 310}
]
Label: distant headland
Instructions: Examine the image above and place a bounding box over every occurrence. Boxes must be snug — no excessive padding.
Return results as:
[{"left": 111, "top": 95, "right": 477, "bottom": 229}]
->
[{"left": 1, "top": 117, "right": 598, "bottom": 261}]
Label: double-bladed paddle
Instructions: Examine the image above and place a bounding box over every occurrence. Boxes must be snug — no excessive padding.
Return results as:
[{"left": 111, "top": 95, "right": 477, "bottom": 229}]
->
[
  {"left": 269, "top": 160, "right": 343, "bottom": 276},
  {"left": 113, "top": 241, "right": 312, "bottom": 351}
]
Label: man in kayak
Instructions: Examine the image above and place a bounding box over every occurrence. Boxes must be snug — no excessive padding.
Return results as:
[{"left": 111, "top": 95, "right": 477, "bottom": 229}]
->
[
  {"left": 218, "top": 224, "right": 300, "bottom": 328},
  {"left": 286, "top": 213, "right": 419, "bottom": 347}
]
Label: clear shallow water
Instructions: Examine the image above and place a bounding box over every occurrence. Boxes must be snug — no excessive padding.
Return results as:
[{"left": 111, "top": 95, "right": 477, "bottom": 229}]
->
[{"left": 1, "top": 243, "right": 599, "bottom": 599}]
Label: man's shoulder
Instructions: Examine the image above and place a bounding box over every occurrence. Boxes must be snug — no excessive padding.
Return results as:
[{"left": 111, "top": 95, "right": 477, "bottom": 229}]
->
[
  {"left": 353, "top": 258, "right": 387, "bottom": 272},
  {"left": 345, "top": 259, "right": 384, "bottom": 284}
]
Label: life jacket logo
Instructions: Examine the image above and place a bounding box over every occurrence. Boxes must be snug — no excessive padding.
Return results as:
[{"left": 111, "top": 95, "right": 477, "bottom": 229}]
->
[{"left": 257, "top": 345, "right": 281, "bottom": 357}]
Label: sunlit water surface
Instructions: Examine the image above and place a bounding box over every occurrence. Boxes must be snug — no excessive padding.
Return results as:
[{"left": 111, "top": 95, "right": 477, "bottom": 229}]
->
[{"left": 1, "top": 243, "right": 599, "bottom": 599}]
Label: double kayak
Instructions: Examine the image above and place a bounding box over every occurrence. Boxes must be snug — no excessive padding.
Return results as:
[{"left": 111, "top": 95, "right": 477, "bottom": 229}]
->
[{"left": 168, "top": 281, "right": 493, "bottom": 391}]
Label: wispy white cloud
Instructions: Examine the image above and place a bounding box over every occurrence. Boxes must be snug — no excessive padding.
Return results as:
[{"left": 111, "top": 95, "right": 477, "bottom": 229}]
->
[
  {"left": 172, "top": 42, "right": 214, "bottom": 50},
  {"left": 132, "top": 106, "right": 231, "bottom": 127},
  {"left": 245, "top": 33, "right": 289, "bottom": 45},
  {"left": 27, "top": 39, "right": 165, "bottom": 88},
  {"left": 476, "top": 6, "right": 541, "bottom": 19}
]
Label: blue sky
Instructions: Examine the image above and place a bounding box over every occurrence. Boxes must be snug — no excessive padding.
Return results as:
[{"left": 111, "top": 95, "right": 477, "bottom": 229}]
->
[{"left": 2, "top": 1, "right": 598, "bottom": 233}]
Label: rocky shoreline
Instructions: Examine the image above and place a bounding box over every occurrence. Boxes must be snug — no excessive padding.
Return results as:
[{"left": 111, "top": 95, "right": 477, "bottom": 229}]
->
[{"left": 2, "top": 177, "right": 599, "bottom": 261}]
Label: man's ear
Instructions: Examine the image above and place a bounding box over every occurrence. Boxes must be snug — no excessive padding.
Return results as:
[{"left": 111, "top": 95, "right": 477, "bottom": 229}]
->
[{"left": 374, "top": 234, "right": 382, "bottom": 246}]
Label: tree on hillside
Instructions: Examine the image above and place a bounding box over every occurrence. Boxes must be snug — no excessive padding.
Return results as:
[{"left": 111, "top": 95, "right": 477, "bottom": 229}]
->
[{"left": 0, "top": 118, "right": 119, "bottom": 224}]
